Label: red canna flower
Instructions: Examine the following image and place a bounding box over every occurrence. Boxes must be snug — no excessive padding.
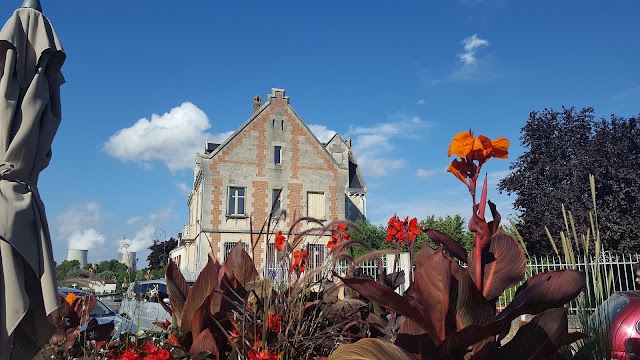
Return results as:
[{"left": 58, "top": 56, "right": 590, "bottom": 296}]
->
[
  {"left": 142, "top": 341, "right": 159, "bottom": 355},
  {"left": 328, "top": 222, "right": 351, "bottom": 249},
  {"left": 275, "top": 231, "right": 286, "bottom": 251},
  {"left": 288, "top": 249, "right": 307, "bottom": 273},
  {"left": 249, "top": 342, "right": 280, "bottom": 360},
  {"left": 408, "top": 217, "right": 421, "bottom": 241},
  {"left": 268, "top": 313, "right": 282, "bottom": 333},
  {"left": 157, "top": 350, "right": 170, "bottom": 360},
  {"left": 386, "top": 215, "right": 420, "bottom": 246}
]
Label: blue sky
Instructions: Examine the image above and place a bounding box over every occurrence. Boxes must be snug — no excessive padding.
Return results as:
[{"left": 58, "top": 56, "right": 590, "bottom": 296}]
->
[{"left": 2, "top": 1, "right": 638, "bottom": 266}]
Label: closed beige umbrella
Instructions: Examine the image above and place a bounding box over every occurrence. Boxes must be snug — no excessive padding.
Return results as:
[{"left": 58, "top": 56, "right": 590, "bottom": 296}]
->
[{"left": 0, "top": 0, "right": 65, "bottom": 358}]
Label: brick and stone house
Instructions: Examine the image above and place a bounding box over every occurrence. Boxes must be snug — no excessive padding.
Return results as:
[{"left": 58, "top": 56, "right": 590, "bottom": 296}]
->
[{"left": 170, "top": 88, "right": 366, "bottom": 278}]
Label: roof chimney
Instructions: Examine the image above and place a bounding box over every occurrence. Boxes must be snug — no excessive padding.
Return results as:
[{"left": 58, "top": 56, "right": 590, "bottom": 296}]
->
[{"left": 253, "top": 95, "right": 262, "bottom": 113}]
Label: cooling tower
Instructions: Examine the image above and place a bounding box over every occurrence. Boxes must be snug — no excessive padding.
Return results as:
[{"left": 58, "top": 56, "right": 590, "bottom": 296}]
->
[
  {"left": 67, "top": 249, "right": 88, "bottom": 268},
  {"left": 118, "top": 251, "right": 137, "bottom": 272}
]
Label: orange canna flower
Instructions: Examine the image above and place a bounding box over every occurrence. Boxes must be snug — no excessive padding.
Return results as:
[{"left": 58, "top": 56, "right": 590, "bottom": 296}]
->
[
  {"left": 447, "top": 131, "right": 509, "bottom": 187},
  {"left": 65, "top": 292, "right": 79, "bottom": 305},
  {"left": 275, "top": 231, "right": 286, "bottom": 252}
]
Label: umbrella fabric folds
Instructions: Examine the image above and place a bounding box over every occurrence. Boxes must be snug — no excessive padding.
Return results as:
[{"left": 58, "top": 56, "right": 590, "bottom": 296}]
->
[{"left": 0, "top": 4, "right": 65, "bottom": 359}]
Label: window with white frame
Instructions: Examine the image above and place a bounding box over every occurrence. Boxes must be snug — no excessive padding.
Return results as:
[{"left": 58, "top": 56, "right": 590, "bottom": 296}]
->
[
  {"left": 307, "top": 192, "right": 325, "bottom": 219},
  {"left": 271, "top": 189, "right": 282, "bottom": 217},
  {"left": 228, "top": 187, "right": 246, "bottom": 216},
  {"left": 274, "top": 146, "right": 282, "bottom": 164},
  {"left": 223, "top": 242, "right": 249, "bottom": 262}
]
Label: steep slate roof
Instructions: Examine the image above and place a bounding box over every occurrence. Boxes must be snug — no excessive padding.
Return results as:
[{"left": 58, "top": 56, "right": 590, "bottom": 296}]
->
[
  {"left": 347, "top": 149, "right": 366, "bottom": 193},
  {"left": 324, "top": 132, "right": 366, "bottom": 194}
]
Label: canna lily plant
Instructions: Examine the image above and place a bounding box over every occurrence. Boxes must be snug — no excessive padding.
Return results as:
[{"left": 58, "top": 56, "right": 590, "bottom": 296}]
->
[{"left": 332, "top": 130, "right": 587, "bottom": 359}]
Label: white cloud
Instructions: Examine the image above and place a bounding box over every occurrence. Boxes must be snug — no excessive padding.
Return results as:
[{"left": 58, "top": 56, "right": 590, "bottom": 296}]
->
[
  {"left": 357, "top": 156, "right": 405, "bottom": 177},
  {"left": 307, "top": 124, "right": 337, "bottom": 143},
  {"left": 176, "top": 182, "right": 191, "bottom": 195},
  {"left": 148, "top": 207, "right": 175, "bottom": 222},
  {"left": 103, "top": 102, "right": 232, "bottom": 172},
  {"left": 119, "top": 225, "right": 156, "bottom": 253},
  {"left": 417, "top": 99, "right": 425, "bottom": 105},
  {"left": 57, "top": 202, "right": 106, "bottom": 250},
  {"left": 416, "top": 168, "right": 439, "bottom": 179},
  {"left": 347, "top": 115, "right": 430, "bottom": 177},
  {"left": 457, "top": 34, "right": 489, "bottom": 66},
  {"left": 126, "top": 216, "right": 142, "bottom": 225}
]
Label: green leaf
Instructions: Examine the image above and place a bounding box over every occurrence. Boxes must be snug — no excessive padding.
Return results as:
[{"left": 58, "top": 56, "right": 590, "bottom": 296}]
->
[{"left": 328, "top": 338, "right": 416, "bottom": 360}]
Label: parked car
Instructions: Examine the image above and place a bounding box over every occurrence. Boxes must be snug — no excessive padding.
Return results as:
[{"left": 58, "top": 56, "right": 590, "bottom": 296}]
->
[
  {"left": 58, "top": 287, "right": 136, "bottom": 336},
  {"left": 118, "top": 279, "right": 192, "bottom": 332},
  {"left": 590, "top": 291, "right": 640, "bottom": 360}
]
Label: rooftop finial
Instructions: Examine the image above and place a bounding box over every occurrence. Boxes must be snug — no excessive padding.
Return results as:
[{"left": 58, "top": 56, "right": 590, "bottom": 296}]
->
[{"left": 21, "top": 0, "right": 42, "bottom": 12}]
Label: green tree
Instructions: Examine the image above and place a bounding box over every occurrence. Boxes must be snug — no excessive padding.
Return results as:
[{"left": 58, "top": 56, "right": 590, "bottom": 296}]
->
[
  {"left": 147, "top": 237, "right": 178, "bottom": 270},
  {"left": 55, "top": 260, "right": 80, "bottom": 282},
  {"left": 346, "top": 219, "right": 391, "bottom": 257}
]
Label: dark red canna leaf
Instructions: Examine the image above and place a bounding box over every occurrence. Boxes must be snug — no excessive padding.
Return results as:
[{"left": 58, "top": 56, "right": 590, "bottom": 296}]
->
[
  {"left": 437, "top": 269, "right": 585, "bottom": 358},
  {"left": 425, "top": 229, "right": 468, "bottom": 264},
  {"left": 467, "top": 229, "right": 527, "bottom": 301},
  {"left": 449, "top": 262, "right": 494, "bottom": 330},
  {"left": 166, "top": 258, "right": 191, "bottom": 328},
  {"left": 414, "top": 250, "right": 452, "bottom": 344},
  {"left": 225, "top": 242, "right": 259, "bottom": 285},
  {"left": 338, "top": 274, "right": 428, "bottom": 334},
  {"left": 486, "top": 200, "right": 501, "bottom": 235},
  {"left": 181, "top": 255, "right": 218, "bottom": 333},
  {"left": 189, "top": 328, "right": 219, "bottom": 358},
  {"left": 494, "top": 308, "right": 586, "bottom": 359},
  {"left": 415, "top": 241, "right": 436, "bottom": 272}
]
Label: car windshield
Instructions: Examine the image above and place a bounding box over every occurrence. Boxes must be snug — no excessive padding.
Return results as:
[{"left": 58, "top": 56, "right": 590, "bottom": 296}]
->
[{"left": 90, "top": 300, "right": 114, "bottom": 317}]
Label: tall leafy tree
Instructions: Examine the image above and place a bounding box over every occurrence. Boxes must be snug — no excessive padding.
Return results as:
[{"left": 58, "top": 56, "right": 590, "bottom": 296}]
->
[
  {"left": 590, "top": 115, "right": 640, "bottom": 252},
  {"left": 347, "top": 219, "right": 391, "bottom": 258},
  {"left": 499, "top": 107, "right": 640, "bottom": 254},
  {"left": 147, "top": 237, "right": 178, "bottom": 270}
]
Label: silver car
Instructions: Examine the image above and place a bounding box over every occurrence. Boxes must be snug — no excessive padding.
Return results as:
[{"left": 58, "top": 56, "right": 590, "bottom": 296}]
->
[{"left": 118, "top": 280, "right": 188, "bottom": 332}]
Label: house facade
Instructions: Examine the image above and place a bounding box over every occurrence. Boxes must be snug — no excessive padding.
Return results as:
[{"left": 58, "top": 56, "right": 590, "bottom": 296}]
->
[{"left": 170, "top": 89, "right": 366, "bottom": 278}]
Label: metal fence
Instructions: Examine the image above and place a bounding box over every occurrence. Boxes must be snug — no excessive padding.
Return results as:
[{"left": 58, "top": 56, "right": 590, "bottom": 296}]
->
[
  {"left": 180, "top": 250, "right": 640, "bottom": 314},
  {"left": 498, "top": 251, "right": 640, "bottom": 312}
]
